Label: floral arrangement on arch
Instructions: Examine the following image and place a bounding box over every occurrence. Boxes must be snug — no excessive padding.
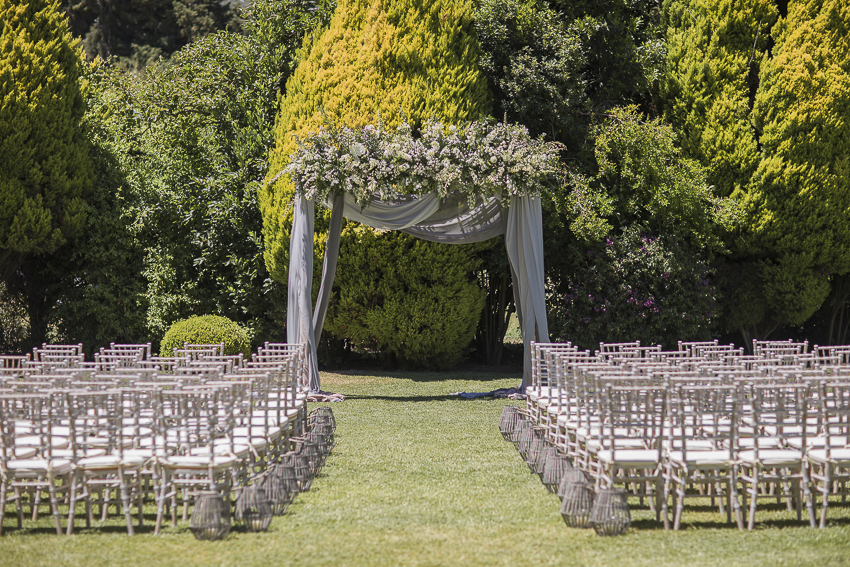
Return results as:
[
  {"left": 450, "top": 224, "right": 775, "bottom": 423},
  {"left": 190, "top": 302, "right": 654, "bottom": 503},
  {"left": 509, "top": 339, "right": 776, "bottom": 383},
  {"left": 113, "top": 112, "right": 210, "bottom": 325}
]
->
[{"left": 284, "top": 117, "right": 564, "bottom": 207}]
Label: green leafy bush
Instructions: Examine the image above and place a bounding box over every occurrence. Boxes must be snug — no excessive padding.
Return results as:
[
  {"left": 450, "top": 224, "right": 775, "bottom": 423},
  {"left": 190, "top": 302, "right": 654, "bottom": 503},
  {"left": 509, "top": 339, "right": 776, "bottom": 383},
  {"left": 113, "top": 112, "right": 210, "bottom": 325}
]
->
[
  {"left": 548, "top": 228, "right": 717, "bottom": 350},
  {"left": 325, "top": 227, "right": 484, "bottom": 370},
  {"left": 160, "top": 315, "right": 251, "bottom": 357}
]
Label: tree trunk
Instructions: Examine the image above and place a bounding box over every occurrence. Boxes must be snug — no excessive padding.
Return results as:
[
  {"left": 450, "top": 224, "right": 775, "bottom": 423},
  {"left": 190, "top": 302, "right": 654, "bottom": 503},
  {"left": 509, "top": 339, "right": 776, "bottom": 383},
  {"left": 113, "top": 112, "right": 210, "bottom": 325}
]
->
[{"left": 476, "top": 267, "right": 514, "bottom": 366}]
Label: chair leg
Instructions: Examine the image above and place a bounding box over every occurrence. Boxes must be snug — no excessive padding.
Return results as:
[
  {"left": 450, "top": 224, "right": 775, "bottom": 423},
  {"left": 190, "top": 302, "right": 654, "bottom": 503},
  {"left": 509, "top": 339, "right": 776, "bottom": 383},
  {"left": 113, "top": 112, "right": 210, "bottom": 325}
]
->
[
  {"left": 47, "top": 474, "right": 62, "bottom": 536},
  {"left": 801, "top": 466, "right": 817, "bottom": 528},
  {"left": 0, "top": 479, "right": 7, "bottom": 536},
  {"left": 674, "top": 480, "right": 686, "bottom": 531},
  {"left": 118, "top": 469, "right": 135, "bottom": 536},
  {"left": 154, "top": 467, "right": 170, "bottom": 535},
  {"left": 66, "top": 474, "right": 78, "bottom": 536},
  {"left": 137, "top": 478, "right": 144, "bottom": 529},
  {"left": 14, "top": 487, "right": 23, "bottom": 529},
  {"left": 819, "top": 465, "right": 830, "bottom": 528},
  {"left": 31, "top": 486, "right": 41, "bottom": 521},
  {"left": 661, "top": 468, "right": 672, "bottom": 530},
  {"left": 747, "top": 468, "right": 759, "bottom": 531}
]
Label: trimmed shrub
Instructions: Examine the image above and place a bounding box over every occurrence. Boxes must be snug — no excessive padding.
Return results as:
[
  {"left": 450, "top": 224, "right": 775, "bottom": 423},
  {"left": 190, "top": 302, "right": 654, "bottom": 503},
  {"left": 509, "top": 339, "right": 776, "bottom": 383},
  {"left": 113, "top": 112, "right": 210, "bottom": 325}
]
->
[
  {"left": 160, "top": 315, "right": 251, "bottom": 357},
  {"left": 325, "top": 227, "right": 484, "bottom": 370}
]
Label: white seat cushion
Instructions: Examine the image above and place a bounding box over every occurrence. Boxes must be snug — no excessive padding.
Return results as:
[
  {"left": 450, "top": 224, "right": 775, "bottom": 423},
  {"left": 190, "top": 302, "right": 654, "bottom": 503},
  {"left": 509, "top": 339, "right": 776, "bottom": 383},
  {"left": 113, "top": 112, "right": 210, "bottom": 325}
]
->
[
  {"left": 667, "top": 449, "right": 735, "bottom": 467},
  {"left": 162, "top": 454, "right": 238, "bottom": 469},
  {"left": 77, "top": 454, "right": 147, "bottom": 469},
  {"left": 596, "top": 449, "right": 661, "bottom": 467},
  {"left": 7, "top": 458, "right": 73, "bottom": 475},
  {"left": 739, "top": 449, "right": 803, "bottom": 467},
  {"left": 807, "top": 448, "right": 850, "bottom": 465}
]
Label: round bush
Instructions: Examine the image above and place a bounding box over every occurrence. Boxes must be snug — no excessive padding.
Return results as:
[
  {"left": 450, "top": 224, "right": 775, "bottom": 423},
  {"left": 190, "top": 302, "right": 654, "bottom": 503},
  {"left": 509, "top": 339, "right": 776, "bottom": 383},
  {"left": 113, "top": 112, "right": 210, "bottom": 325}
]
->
[
  {"left": 160, "top": 315, "right": 252, "bottom": 357},
  {"left": 326, "top": 227, "right": 484, "bottom": 370}
]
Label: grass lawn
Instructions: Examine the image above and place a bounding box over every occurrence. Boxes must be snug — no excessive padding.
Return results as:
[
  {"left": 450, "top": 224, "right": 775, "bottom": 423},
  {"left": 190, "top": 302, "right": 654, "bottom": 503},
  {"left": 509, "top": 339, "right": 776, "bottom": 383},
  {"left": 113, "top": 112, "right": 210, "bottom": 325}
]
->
[{"left": 2, "top": 370, "right": 850, "bottom": 566}]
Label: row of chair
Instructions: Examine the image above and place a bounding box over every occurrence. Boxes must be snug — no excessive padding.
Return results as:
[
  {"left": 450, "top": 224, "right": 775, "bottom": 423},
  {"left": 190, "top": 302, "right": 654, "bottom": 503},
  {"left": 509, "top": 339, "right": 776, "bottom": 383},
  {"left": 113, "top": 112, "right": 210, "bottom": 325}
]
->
[
  {"left": 526, "top": 339, "right": 850, "bottom": 529},
  {"left": 0, "top": 342, "right": 308, "bottom": 536}
]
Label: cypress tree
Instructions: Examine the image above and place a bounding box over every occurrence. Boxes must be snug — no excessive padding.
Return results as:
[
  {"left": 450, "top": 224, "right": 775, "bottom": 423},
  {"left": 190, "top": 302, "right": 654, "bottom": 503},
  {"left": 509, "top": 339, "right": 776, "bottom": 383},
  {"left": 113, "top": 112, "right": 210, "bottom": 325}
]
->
[
  {"left": 0, "top": 0, "right": 92, "bottom": 286},
  {"left": 262, "top": 0, "right": 491, "bottom": 283},
  {"left": 659, "top": 0, "right": 777, "bottom": 198},
  {"left": 740, "top": 0, "right": 850, "bottom": 333}
]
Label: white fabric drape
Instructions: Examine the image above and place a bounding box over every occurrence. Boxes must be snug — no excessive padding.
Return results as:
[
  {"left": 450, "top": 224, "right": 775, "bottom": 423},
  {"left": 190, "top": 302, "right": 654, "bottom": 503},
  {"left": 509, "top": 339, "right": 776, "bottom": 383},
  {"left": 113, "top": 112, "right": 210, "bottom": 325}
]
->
[
  {"left": 505, "top": 195, "right": 550, "bottom": 386},
  {"left": 287, "top": 190, "right": 549, "bottom": 393}
]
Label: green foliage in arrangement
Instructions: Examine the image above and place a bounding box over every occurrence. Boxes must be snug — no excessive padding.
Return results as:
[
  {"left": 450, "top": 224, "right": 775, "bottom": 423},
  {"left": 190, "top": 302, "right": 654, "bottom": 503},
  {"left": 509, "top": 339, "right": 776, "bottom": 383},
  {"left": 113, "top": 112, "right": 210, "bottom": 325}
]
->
[
  {"left": 262, "top": 0, "right": 492, "bottom": 285},
  {"left": 285, "top": 118, "right": 562, "bottom": 206},
  {"left": 731, "top": 0, "right": 850, "bottom": 338},
  {"left": 325, "top": 227, "right": 484, "bottom": 369},
  {"left": 659, "top": 0, "right": 777, "bottom": 198},
  {"left": 159, "top": 315, "right": 251, "bottom": 357},
  {"left": 264, "top": 0, "right": 491, "bottom": 368},
  {"left": 547, "top": 107, "right": 728, "bottom": 346},
  {"left": 0, "top": 0, "right": 92, "bottom": 284}
]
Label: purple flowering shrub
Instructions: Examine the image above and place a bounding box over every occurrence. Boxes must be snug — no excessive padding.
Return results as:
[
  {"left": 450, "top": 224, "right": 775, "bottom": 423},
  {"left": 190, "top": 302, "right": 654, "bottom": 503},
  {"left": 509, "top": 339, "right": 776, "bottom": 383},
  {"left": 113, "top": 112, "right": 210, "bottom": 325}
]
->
[{"left": 548, "top": 227, "right": 717, "bottom": 350}]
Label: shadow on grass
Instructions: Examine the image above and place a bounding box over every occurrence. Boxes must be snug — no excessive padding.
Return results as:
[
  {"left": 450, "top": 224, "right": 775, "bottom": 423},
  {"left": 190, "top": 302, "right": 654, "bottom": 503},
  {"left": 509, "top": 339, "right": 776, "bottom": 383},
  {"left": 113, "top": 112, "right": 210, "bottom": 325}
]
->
[
  {"left": 344, "top": 394, "right": 467, "bottom": 403},
  {"left": 327, "top": 366, "right": 522, "bottom": 382}
]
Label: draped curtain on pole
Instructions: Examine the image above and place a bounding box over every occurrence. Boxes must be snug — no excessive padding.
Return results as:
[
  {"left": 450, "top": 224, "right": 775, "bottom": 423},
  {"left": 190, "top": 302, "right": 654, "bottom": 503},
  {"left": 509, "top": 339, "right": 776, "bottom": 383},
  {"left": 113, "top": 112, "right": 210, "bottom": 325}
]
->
[{"left": 287, "top": 191, "right": 549, "bottom": 393}]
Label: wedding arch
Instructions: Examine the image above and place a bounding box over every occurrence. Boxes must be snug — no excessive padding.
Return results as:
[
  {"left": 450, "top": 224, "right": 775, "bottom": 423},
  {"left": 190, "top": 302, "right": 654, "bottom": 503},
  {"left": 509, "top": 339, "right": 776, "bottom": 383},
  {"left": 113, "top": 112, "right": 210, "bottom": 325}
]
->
[{"left": 281, "top": 119, "right": 560, "bottom": 393}]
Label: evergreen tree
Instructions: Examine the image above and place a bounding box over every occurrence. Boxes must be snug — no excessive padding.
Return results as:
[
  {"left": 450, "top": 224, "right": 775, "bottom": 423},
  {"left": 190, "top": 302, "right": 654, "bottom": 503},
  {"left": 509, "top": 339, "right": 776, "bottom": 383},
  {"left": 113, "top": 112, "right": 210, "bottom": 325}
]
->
[
  {"left": 0, "top": 0, "right": 93, "bottom": 345},
  {"left": 734, "top": 0, "right": 850, "bottom": 339},
  {"left": 659, "top": 0, "right": 777, "bottom": 197}
]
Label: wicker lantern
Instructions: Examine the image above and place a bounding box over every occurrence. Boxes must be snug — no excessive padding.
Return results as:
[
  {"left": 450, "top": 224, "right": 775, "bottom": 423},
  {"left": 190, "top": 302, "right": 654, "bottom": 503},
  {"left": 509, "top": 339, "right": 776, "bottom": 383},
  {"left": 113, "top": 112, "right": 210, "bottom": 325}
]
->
[
  {"left": 293, "top": 453, "right": 314, "bottom": 492},
  {"left": 510, "top": 416, "right": 530, "bottom": 450},
  {"left": 557, "top": 469, "right": 591, "bottom": 501},
  {"left": 309, "top": 427, "right": 331, "bottom": 461},
  {"left": 311, "top": 407, "right": 336, "bottom": 431},
  {"left": 526, "top": 430, "right": 546, "bottom": 473},
  {"left": 309, "top": 414, "right": 333, "bottom": 435},
  {"left": 559, "top": 479, "right": 595, "bottom": 529},
  {"left": 295, "top": 440, "right": 321, "bottom": 476},
  {"left": 235, "top": 483, "right": 273, "bottom": 532},
  {"left": 535, "top": 442, "right": 557, "bottom": 478},
  {"left": 589, "top": 488, "right": 631, "bottom": 536},
  {"left": 189, "top": 492, "right": 231, "bottom": 541},
  {"left": 542, "top": 451, "right": 571, "bottom": 493},
  {"left": 517, "top": 423, "right": 536, "bottom": 460},
  {"left": 266, "top": 462, "right": 298, "bottom": 514},
  {"left": 499, "top": 406, "right": 519, "bottom": 441}
]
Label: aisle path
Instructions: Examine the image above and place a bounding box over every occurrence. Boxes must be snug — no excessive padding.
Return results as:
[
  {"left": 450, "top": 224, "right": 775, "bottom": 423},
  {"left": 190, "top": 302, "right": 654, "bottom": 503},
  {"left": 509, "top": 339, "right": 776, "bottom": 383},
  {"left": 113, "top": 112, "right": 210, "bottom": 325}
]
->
[{"left": 279, "top": 371, "right": 578, "bottom": 564}]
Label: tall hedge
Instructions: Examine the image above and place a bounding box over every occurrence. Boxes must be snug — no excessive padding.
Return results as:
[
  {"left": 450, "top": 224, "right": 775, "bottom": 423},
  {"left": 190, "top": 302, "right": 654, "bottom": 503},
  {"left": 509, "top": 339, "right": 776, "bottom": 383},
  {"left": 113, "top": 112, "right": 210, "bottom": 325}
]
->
[
  {"left": 262, "top": 0, "right": 491, "bottom": 367},
  {"left": 0, "top": 0, "right": 93, "bottom": 347}
]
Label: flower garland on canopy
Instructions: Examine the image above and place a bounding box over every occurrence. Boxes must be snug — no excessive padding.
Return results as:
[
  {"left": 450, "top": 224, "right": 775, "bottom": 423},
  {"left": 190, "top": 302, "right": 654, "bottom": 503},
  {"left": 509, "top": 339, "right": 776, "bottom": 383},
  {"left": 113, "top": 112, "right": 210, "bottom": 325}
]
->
[{"left": 284, "top": 118, "right": 564, "bottom": 207}]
